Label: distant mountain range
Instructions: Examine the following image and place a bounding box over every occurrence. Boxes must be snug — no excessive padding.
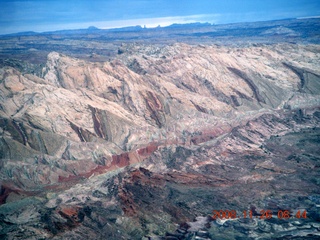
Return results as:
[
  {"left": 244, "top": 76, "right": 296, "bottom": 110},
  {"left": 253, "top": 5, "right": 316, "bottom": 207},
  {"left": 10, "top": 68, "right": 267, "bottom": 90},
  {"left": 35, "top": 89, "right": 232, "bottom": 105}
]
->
[{"left": 2, "top": 22, "right": 215, "bottom": 36}]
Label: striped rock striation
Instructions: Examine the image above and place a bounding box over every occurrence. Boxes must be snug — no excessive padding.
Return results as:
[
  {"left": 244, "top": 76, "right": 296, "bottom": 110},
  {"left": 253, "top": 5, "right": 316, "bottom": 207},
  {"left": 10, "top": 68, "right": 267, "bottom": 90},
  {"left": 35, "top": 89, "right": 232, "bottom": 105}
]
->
[{"left": 0, "top": 43, "right": 320, "bottom": 239}]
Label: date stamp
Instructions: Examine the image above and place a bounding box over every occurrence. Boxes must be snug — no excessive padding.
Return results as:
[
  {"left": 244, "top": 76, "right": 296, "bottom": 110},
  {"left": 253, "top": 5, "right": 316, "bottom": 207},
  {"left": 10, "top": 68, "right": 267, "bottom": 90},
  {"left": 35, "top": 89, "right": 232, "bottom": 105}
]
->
[{"left": 212, "top": 210, "right": 307, "bottom": 220}]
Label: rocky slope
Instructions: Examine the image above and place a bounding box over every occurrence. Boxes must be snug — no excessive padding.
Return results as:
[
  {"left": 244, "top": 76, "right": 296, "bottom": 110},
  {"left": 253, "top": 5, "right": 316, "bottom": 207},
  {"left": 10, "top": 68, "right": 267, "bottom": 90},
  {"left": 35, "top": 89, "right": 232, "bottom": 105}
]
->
[{"left": 0, "top": 42, "right": 320, "bottom": 239}]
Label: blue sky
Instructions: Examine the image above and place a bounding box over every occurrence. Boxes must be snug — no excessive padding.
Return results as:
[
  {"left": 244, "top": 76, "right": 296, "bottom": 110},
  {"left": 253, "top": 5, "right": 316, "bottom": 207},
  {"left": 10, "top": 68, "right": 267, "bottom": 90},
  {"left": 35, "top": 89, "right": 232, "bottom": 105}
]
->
[{"left": 0, "top": 0, "right": 319, "bottom": 34}]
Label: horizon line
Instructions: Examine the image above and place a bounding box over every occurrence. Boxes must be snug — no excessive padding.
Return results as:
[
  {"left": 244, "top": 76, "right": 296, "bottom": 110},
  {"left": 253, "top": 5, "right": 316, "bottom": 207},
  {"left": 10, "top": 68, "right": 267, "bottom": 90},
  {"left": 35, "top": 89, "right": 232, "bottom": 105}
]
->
[{"left": 1, "top": 14, "right": 319, "bottom": 36}]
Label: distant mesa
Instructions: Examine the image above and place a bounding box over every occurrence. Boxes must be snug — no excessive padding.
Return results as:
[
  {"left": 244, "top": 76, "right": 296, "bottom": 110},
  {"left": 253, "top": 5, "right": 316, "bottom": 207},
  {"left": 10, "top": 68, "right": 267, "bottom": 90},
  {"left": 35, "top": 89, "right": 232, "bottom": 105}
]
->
[
  {"left": 166, "top": 22, "right": 212, "bottom": 28},
  {"left": 87, "top": 26, "right": 99, "bottom": 31},
  {"left": 3, "top": 31, "right": 39, "bottom": 36},
  {"left": 110, "top": 25, "right": 143, "bottom": 32}
]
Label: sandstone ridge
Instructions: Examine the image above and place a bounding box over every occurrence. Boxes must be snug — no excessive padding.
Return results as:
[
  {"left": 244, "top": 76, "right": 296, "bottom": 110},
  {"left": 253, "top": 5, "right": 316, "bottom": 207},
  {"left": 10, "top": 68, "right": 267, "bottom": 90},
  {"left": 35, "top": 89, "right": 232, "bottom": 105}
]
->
[{"left": 0, "top": 43, "right": 320, "bottom": 239}]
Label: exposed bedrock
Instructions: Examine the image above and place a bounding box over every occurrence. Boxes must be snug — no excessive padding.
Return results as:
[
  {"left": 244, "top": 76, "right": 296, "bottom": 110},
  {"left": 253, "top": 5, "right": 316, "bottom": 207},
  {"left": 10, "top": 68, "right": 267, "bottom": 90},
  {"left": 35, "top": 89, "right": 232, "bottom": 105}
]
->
[
  {"left": 283, "top": 62, "right": 320, "bottom": 94},
  {"left": 1, "top": 109, "right": 319, "bottom": 239},
  {"left": 0, "top": 43, "right": 319, "bottom": 190},
  {"left": 0, "top": 43, "right": 320, "bottom": 239}
]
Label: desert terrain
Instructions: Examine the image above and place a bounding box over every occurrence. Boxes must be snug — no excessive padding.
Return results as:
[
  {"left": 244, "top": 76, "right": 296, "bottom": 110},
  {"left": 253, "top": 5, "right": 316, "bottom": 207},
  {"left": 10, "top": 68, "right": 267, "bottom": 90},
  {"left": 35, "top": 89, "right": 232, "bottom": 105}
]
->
[{"left": 0, "top": 18, "right": 320, "bottom": 239}]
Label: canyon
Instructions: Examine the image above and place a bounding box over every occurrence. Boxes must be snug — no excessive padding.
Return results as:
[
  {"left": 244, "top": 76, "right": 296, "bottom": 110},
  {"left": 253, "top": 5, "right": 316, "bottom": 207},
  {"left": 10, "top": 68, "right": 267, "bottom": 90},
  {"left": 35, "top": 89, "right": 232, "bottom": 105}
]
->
[{"left": 0, "top": 18, "right": 320, "bottom": 239}]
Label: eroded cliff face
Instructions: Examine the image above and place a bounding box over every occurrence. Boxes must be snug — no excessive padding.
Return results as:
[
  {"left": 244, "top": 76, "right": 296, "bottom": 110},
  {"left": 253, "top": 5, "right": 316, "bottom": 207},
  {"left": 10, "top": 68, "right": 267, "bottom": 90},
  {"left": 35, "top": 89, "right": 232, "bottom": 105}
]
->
[{"left": 0, "top": 43, "right": 320, "bottom": 239}]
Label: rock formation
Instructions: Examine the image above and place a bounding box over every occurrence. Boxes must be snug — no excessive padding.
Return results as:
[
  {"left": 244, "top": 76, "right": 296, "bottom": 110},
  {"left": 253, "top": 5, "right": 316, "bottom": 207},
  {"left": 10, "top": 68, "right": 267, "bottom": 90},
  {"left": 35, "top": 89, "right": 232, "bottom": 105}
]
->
[{"left": 0, "top": 38, "right": 320, "bottom": 239}]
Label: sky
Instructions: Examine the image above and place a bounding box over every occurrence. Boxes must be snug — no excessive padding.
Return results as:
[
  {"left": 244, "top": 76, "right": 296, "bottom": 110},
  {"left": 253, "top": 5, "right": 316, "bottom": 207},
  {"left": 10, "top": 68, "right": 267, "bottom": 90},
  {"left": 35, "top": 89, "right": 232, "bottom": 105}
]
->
[{"left": 0, "top": 0, "right": 320, "bottom": 34}]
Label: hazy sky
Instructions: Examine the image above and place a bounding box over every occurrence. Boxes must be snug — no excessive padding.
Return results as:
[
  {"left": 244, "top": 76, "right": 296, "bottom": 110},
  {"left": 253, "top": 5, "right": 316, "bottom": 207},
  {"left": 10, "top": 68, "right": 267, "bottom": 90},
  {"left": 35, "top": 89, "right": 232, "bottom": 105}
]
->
[{"left": 0, "top": 0, "right": 319, "bottom": 34}]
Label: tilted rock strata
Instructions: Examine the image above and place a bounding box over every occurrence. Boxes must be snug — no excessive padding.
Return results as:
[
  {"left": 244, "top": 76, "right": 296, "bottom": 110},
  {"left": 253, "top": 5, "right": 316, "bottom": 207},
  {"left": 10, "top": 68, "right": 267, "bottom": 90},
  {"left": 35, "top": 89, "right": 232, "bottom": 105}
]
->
[
  {"left": 1, "top": 110, "right": 319, "bottom": 239},
  {"left": 0, "top": 43, "right": 320, "bottom": 239},
  {"left": 1, "top": 43, "right": 320, "bottom": 191}
]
